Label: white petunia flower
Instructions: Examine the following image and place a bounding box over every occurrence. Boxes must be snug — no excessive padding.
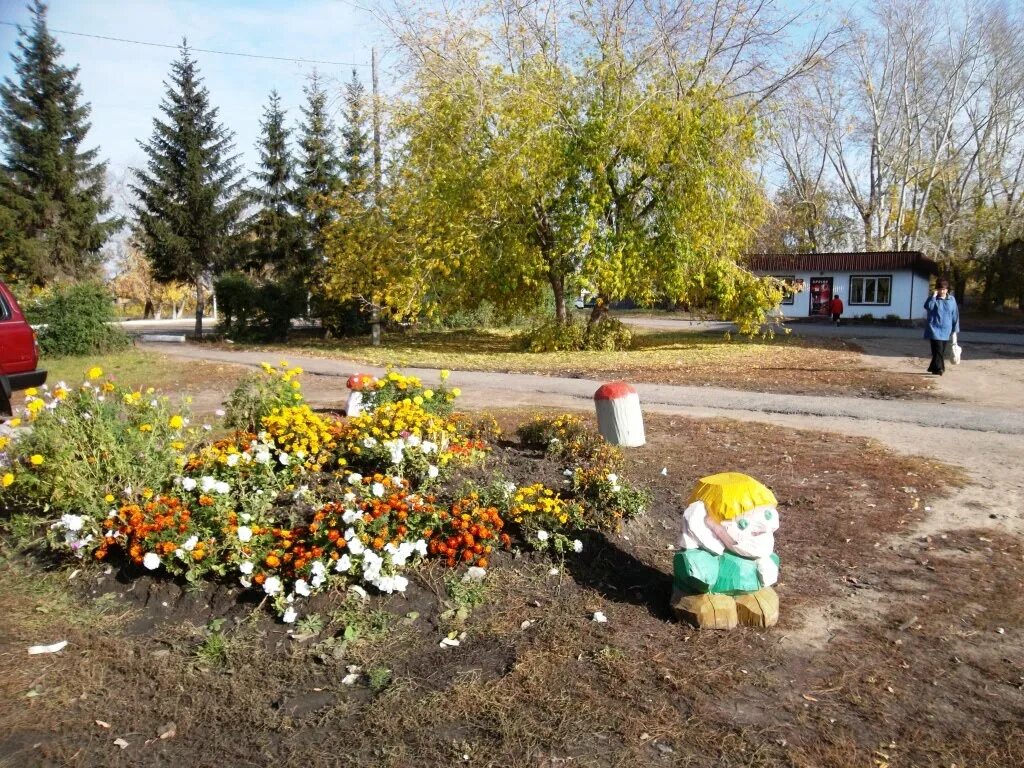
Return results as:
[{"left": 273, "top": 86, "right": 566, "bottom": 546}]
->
[
  {"left": 263, "top": 576, "right": 283, "bottom": 595},
  {"left": 282, "top": 607, "right": 298, "bottom": 624},
  {"left": 254, "top": 450, "right": 271, "bottom": 464},
  {"left": 200, "top": 476, "right": 216, "bottom": 492},
  {"left": 607, "top": 473, "right": 618, "bottom": 484},
  {"left": 362, "top": 436, "right": 378, "bottom": 448},
  {"left": 278, "top": 452, "right": 290, "bottom": 466},
  {"left": 421, "top": 440, "right": 437, "bottom": 454},
  {"left": 536, "top": 530, "right": 549, "bottom": 542},
  {"left": 310, "top": 561, "right": 327, "bottom": 588},
  {"left": 182, "top": 535, "right": 199, "bottom": 551},
  {"left": 343, "top": 491, "right": 356, "bottom": 503},
  {"left": 342, "top": 508, "right": 360, "bottom": 524},
  {"left": 214, "top": 480, "right": 230, "bottom": 494},
  {"left": 226, "top": 453, "right": 240, "bottom": 467},
  {"left": 573, "top": 539, "right": 584, "bottom": 553},
  {"left": 181, "top": 477, "right": 197, "bottom": 491},
  {"left": 347, "top": 472, "right": 362, "bottom": 485},
  {"left": 335, "top": 554, "right": 352, "bottom": 572},
  {"left": 294, "top": 579, "right": 311, "bottom": 597},
  {"left": 236, "top": 526, "right": 253, "bottom": 543},
  {"left": 427, "top": 465, "right": 439, "bottom": 479},
  {"left": 58, "top": 514, "right": 85, "bottom": 532},
  {"left": 371, "top": 482, "right": 385, "bottom": 497},
  {"left": 143, "top": 552, "right": 161, "bottom": 570},
  {"left": 239, "top": 561, "right": 254, "bottom": 575}
]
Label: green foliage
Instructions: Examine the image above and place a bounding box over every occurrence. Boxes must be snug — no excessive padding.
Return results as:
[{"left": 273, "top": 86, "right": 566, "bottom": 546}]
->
[
  {"left": 367, "top": 665, "right": 392, "bottom": 693},
  {"left": 519, "top": 316, "right": 632, "bottom": 352},
  {"left": 214, "top": 273, "right": 306, "bottom": 342},
  {"left": 240, "top": 90, "right": 303, "bottom": 276},
  {"left": 223, "top": 361, "right": 304, "bottom": 433},
  {"left": 3, "top": 369, "right": 191, "bottom": 520},
  {"left": 445, "top": 572, "right": 489, "bottom": 610},
  {"left": 0, "top": 1, "right": 119, "bottom": 285},
  {"left": 311, "top": 293, "right": 371, "bottom": 337},
  {"left": 340, "top": 69, "right": 372, "bottom": 203},
  {"left": 130, "top": 43, "right": 243, "bottom": 330},
  {"left": 31, "top": 281, "right": 130, "bottom": 357},
  {"left": 295, "top": 72, "right": 341, "bottom": 255}
]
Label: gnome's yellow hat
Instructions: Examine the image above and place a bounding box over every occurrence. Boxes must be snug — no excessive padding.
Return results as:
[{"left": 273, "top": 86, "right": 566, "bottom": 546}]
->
[{"left": 687, "top": 472, "right": 777, "bottom": 522}]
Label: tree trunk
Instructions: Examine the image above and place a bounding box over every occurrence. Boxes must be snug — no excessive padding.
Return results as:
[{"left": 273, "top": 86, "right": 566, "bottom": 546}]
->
[
  {"left": 143, "top": 299, "right": 154, "bottom": 319},
  {"left": 549, "top": 272, "right": 566, "bottom": 324},
  {"left": 195, "top": 281, "right": 204, "bottom": 337},
  {"left": 588, "top": 297, "right": 608, "bottom": 326},
  {"left": 370, "top": 294, "right": 381, "bottom": 347}
]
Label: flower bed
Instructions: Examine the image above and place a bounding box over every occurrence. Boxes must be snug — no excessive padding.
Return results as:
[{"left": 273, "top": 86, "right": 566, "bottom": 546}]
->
[{"left": 0, "top": 363, "right": 648, "bottom": 623}]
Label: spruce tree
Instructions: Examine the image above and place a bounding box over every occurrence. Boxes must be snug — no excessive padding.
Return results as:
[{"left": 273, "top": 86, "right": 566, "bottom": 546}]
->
[
  {"left": 244, "top": 90, "right": 302, "bottom": 275},
  {"left": 0, "top": 0, "right": 118, "bottom": 285},
  {"left": 339, "top": 69, "right": 372, "bottom": 205},
  {"left": 131, "top": 42, "right": 243, "bottom": 336},
  {"left": 295, "top": 71, "right": 341, "bottom": 262}
]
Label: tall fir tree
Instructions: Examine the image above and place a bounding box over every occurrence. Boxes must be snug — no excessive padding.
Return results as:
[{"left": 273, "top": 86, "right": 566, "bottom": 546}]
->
[
  {"left": 131, "top": 42, "right": 243, "bottom": 336},
  {"left": 295, "top": 71, "right": 341, "bottom": 263},
  {"left": 244, "top": 90, "right": 302, "bottom": 276},
  {"left": 339, "top": 69, "right": 372, "bottom": 205},
  {"left": 0, "top": 0, "right": 118, "bottom": 285}
]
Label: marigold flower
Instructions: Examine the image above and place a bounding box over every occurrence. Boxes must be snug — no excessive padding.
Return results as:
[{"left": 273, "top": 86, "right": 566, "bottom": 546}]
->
[
  {"left": 87, "top": 366, "right": 103, "bottom": 380},
  {"left": 169, "top": 415, "right": 184, "bottom": 429},
  {"left": 29, "top": 454, "right": 44, "bottom": 465},
  {"left": 2, "top": 472, "right": 13, "bottom": 487}
]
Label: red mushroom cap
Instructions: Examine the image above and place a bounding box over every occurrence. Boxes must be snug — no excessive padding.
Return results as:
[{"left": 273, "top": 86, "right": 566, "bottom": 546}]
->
[{"left": 593, "top": 381, "right": 637, "bottom": 401}]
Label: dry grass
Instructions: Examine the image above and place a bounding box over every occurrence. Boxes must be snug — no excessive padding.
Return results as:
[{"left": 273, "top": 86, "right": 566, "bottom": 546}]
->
[{"left": 249, "top": 327, "right": 932, "bottom": 399}]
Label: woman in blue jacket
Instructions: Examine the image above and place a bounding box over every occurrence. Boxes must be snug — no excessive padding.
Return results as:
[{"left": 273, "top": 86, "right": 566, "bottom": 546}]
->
[{"left": 923, "top": 277, "right": 959, "bottom": 375}]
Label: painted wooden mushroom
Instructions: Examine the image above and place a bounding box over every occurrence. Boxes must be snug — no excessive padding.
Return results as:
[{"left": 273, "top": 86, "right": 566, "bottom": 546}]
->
[{"left": 593, "top": 381, "right": 645, "bottom": 447}]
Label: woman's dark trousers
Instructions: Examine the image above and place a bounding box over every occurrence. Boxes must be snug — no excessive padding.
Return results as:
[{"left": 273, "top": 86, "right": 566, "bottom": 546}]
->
[{"left": 928, "top": 339, "right": 948, "bottom": 374}]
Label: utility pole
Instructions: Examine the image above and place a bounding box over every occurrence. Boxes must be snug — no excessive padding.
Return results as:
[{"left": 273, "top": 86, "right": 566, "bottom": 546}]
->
[{"left": 370, "top": 47, "right": 382, "bottom": 346}]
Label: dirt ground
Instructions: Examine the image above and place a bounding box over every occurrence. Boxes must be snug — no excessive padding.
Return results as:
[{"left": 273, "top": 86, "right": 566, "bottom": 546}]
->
[{"left": 2, "top": 393, "right": 1022, "bottom": 767}]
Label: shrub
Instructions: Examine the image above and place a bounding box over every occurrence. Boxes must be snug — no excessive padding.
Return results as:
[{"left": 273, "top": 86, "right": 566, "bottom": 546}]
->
[
  {"left": 311, "top": 294, "right": 371, "bottom": 337},
  {"left": 519, "top": 316, "right": 632, "bottom": 352},
  {"left": 214, "top": 274, "right": 306, "bottom": 342},
  {"left": 361, "top": 369, "right": 460, "bottom": 418},
  {"left": 31, "top": 281, "right": 130, "bottom": 357},
  {"left": 224, "top": 361, "right": 305, "bottom": 433},
  {"left": 3, "top": 366, "right": 191, "bottom": 521}
]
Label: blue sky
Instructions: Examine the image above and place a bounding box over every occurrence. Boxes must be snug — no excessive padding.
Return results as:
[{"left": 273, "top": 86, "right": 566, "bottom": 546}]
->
[{"left": 0, "top": 0, "right": 389, "bottom": 181}]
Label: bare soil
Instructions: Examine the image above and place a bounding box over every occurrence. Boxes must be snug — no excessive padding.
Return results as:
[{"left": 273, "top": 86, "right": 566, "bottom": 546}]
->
[{"left": 2, "top": 410, "right": 1021, "bottom": 768}]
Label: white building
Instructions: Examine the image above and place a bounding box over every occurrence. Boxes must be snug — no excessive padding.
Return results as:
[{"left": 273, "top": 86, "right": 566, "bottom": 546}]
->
[{"left": 747, "top": 251, "right": 939, "bottom": 321}]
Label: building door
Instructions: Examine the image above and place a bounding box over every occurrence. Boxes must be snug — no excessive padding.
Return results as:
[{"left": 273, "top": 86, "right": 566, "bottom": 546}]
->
[{"left": 809, "top": 277, "right": 833, "bottom": 317}]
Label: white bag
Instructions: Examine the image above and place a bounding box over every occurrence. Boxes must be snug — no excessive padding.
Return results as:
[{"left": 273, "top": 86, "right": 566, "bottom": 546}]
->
[{"left": 951, "top": 333, "right": 962, "bottom": 365}]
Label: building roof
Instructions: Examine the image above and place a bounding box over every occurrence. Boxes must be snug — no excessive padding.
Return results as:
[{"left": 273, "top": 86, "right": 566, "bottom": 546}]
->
[{"left": 746, "top": 251, "right": 938, "bottom": 275}]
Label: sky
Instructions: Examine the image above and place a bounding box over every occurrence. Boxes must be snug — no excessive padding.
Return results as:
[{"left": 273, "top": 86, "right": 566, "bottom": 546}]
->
[{"left": 0, "top": 0, "right": 391, "bottom": 186}]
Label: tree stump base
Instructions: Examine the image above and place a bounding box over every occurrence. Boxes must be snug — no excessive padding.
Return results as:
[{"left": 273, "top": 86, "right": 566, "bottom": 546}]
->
[
  {"left": 733, "top": 587, "right": 779, "bottom": 628},
  {"left": 671, "top": 588, "right": 737, "bottom": 630},
  {"left": 671, "top": 586, "right": 779, "bottom": 630}
]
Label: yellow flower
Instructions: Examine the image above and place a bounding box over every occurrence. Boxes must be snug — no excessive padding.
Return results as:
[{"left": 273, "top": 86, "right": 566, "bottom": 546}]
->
[
  {"left": 24, "top": 387, "right": 37, "bottom": 397},
  {"left": 146, "top": 387, "right": 154, "bottom": 395},
  {"left": 291, "top": 381, "right": 301, "bottom": 390},
  {"left": 439, "top": 369, "right": 450, "bottom": 381},
  {"left": 139, "top": 424, "right": 153, "bottom": 433},
  {"left": 171, "top": 440, "right": 185, "bottom": 451},
  {"left": 451, "top": 388, "right": 461, "bottom": 397},
  {"left": 53, "top": 387, "right": 68, "bottom": 400},
  {"left": 423, "top": 390, "right": 433, "bottom": 400},
  {"left": 104, "top": 494, "right": 115, "bottom": 503},
  {"left": 169, "top": 415, "right": 184, "bottom": 429},
  {"left": 0, "top": 437, "right": 7, "bottom": 451},
  {"left": 2, "top": 472, "right": 13, "bottom": 487},
  {"left": 29, "top": 454, "right": 44, "bottom": 465},
  {"left": 101, "top": 382, "right": 115, "bottom": 393},
  {"left": 413, "top": 395, "right": 423, "bottom": 405},
  {"left": 7, "top": 418, "right": 20, "bottom": 427},
  {"left": 142, "top": 488, "right": 154, "bottom": 499},
  {"left": 87, "top": 366, "right": 103, "bottom": 380}
]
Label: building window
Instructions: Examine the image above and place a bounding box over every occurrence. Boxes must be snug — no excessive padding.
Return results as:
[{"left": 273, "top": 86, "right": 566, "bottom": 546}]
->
[
  {"left": 849, "top": 275, "right": 892, "bottom": 305},
  {"left": 774, "top": 276, "right": 802, "bottom": 305}
]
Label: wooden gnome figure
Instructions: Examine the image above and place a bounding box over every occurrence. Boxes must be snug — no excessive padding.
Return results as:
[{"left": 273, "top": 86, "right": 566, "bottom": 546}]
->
[{"left": 671, "top": 472, "right": 780, "bottom": 629}]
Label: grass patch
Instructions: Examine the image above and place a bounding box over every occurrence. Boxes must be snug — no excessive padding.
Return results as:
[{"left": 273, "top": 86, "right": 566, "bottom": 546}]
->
[
  {"left": 39, "top": 348, "right": 246, "bottom": 393},
  {"left": 248, "top": 326, "right": 929, "bottom": 398}
]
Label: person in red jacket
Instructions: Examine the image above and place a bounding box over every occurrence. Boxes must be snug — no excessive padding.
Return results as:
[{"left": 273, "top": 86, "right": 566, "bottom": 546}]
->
[{"left": 830, "top": 294, "right": 844, "bottom": 326}]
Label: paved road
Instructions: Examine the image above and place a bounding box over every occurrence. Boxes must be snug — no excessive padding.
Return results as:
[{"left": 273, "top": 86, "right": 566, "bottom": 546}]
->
[{"left": 141, "top": 343, "right": 1024, "bottom": 436}]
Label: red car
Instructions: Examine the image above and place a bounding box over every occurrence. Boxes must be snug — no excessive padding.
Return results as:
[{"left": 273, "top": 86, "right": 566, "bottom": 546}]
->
[{"left": 0, "top": 280, "right": 47, "bottom": 415}]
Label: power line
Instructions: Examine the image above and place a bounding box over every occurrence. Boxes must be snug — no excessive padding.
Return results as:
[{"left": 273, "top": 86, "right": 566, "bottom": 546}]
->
[{"left": 0, "top": 19, "right": 369, "bottom": 68}]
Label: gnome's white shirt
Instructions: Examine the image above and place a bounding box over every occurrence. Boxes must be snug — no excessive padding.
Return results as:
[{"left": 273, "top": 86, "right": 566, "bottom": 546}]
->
[{"left": 677, "top": 501, "right": 780, "bottom": 587}]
